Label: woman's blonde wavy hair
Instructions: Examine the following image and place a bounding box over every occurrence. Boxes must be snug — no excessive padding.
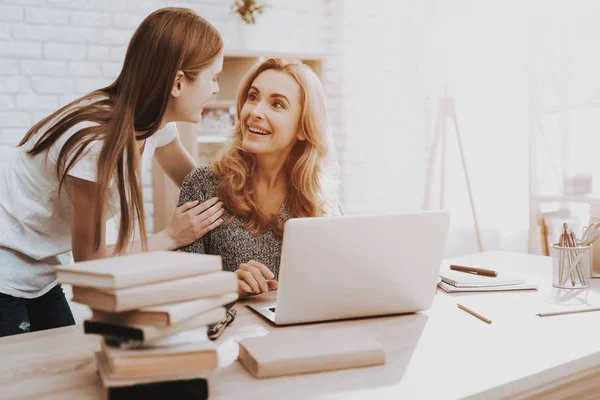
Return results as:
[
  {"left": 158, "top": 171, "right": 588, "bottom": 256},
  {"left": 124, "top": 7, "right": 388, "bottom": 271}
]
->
[{"left": 212, "top": 58, "right": 339, "bottom": 237}]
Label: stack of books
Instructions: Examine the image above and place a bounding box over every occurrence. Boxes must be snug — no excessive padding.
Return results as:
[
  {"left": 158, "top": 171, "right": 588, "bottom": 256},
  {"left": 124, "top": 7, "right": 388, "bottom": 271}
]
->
[{"left": 57, "top": 251, "right": 238, "bottom": 399}]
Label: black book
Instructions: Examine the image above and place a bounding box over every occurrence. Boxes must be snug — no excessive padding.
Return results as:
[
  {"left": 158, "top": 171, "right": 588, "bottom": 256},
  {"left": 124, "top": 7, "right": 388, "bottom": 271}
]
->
[
  {"left": 107, "top": 378, "right": 208, "bottom": 400},
  {"left": 83, "top": 306, "right": 223, "bottom": 344},
  {"left": 85, "top": 320, "right": 146, "bottom": 342}
]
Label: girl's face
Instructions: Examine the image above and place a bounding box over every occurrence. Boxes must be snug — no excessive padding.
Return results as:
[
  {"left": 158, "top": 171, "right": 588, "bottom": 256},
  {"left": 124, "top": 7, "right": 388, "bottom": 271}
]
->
[
  {"left": 240, "top": 69, "right": 304, "bottom": 156},
  {"left": 170, "top": 52, "right": 223, "bottom": 123}
]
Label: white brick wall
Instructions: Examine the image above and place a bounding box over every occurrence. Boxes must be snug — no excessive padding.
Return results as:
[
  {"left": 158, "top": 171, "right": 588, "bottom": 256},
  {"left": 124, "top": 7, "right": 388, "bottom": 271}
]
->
[
  {"left": 0, "top": 5, "right": 24, "bottom": 21},
  {"left": 0, "top": 0, "right": 428, "bottom": 239},
  {"left": 0, "top": 40, "right": 42, "bottom": 58},
  {"left": 332, "top": 0, "right": 428, "bottom": 214},
  {"left": 0, "top": 0, "right": 340, "bottom": 235}
]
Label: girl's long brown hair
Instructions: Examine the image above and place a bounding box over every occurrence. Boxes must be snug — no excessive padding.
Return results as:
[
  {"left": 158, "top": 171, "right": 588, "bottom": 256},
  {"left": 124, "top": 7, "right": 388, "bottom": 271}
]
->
[
  {"left": 212, "top": 58, "right": 336, "bottom": 237},
  {"left": 18, "top": 8, "right": 223, "bottom": 254}
]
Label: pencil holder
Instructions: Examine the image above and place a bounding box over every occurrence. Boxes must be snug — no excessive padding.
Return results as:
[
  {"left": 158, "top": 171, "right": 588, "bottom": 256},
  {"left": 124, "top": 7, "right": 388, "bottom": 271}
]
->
[{"left": 551, "top": 243, "right": 591, "bottom": 289}]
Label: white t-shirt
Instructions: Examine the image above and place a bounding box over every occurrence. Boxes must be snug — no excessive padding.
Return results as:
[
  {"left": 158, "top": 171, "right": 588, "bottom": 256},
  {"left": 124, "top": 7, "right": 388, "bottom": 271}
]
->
[{"left": 0, "top": 119, "right": 178, "bottom": 298}]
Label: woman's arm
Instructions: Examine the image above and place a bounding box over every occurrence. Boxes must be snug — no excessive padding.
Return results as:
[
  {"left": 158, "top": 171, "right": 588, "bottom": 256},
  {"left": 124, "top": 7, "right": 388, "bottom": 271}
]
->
[
  {"left": 154, "top": 135, "right": 196, "bottom": 188},
  {"left": 70, "top": 176, "right": 223, "bottom": 262}
]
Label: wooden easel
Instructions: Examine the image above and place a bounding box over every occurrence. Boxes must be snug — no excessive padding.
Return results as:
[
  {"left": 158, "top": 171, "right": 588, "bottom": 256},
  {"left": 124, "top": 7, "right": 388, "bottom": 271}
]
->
[{"left": 423, "top": 95, "right": 483, "bottom": 252}]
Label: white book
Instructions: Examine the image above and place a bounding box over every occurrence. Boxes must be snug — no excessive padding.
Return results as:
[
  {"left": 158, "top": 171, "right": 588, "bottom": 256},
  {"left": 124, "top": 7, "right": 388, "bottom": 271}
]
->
[
  {"left": 73, "top": 271, "right": 237, "bottom": 312},
  {"left": 58, "top": 251, "right": 222, "bottom": 289}
]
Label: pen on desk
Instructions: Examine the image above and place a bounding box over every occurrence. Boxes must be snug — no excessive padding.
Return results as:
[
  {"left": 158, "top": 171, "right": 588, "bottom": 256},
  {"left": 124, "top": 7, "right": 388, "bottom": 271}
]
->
[
  {"left": 450, "top": 264, "right": 498, "bottom": 277},
  {"left": 537, "top": 307, "right": 600, "bottom": 318},
  {"left": 457, "top": 303, "right": 492, "bottom": 324}
]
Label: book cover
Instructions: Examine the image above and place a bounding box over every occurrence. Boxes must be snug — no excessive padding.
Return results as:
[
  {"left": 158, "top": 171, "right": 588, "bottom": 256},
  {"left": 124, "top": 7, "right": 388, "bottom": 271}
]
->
[
  {"left": 57, "top": 251, "right": 222, "bottom": 289},
  {"left": 72, "top": 271, "right": 237, "bottom": 312},
  {"left": 238, "top": 328, "right": 385, "bottom": 378},
  {"left": 91, "top": 292, "right": 238, "bottom": 327}
]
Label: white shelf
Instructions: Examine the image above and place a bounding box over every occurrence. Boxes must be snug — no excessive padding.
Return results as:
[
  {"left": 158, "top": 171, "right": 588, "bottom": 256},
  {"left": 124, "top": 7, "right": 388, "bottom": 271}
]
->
[
  {"left": 223, "top": 49, "right": 327, "bottom": 61},
  {"left": 532, "top": 194, "right": 600, "bottom": 205},
  {"left": 197, "top": 135, "right": 228, "bottom": 144}
]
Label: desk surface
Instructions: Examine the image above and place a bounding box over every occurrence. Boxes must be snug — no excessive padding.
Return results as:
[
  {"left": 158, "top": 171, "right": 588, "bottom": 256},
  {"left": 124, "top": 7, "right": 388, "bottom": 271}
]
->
[{"left": 2, "top": 251, "right": 600, "bottom": 400}]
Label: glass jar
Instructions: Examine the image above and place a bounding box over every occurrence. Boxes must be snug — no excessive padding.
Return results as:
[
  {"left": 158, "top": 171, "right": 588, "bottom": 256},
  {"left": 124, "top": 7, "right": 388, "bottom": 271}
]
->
[{"left": 551, "top": 243, "right": 591, "bottom": 289}]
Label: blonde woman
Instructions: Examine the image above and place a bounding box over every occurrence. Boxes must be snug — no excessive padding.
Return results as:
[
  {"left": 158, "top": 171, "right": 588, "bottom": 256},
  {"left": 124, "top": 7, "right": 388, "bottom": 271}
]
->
[
  {"left": 0, "top": 8, "right": 226, "bottom": 336},
  {"left": 178, "top": 58, "right": 342, "bottom": 299}
]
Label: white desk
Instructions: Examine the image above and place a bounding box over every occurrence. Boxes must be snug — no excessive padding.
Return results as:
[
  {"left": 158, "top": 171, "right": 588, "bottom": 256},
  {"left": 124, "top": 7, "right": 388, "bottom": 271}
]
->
[{"left": 2, "top": 251, "right": 600, "bottom": 399}]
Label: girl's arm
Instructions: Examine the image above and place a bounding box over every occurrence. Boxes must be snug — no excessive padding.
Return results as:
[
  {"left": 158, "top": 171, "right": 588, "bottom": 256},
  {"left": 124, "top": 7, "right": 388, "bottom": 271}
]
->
[
  {"left": 153, "top": 135, "right": 196, "bottom": 188},
  {"left": 71, "top": 175, "right": 105, "bottom": 261},
  {"left": 175, "top": 169, "right": 216, "bottom": 255},
  {"left": 70, "top": 176, "right": 223, "bottom": 262}
]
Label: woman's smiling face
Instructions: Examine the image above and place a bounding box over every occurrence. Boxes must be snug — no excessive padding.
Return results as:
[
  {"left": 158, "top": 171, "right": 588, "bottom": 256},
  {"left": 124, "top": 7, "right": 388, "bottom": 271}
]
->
[{"left": 240, "top": 69, "right": 304, "bottom": 156}]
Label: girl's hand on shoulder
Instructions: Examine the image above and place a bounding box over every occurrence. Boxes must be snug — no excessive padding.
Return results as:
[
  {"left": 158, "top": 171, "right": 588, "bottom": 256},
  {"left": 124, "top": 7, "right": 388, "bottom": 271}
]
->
[
  {"left": 164, "top": 197, "right": 224, "bottom": 249},
  {"left": 235, "top": 260, "right": 278, "bottom": 299}
]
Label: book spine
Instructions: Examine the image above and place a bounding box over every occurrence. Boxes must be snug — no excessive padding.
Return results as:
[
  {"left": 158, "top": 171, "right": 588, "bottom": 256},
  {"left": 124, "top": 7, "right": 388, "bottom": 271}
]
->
[
  {"left": 107, "top": 378, "right": 208, "bottom": 400},
  {"left": 72, "top": 286, "right": 116, "bottom": 311},
  {"left": 92, "top": 310, "right": 169, "bottom": 328}
]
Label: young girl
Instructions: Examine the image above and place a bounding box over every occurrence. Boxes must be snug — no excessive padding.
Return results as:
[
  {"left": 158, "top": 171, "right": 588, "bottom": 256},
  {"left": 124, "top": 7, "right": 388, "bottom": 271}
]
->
[
  {"left": 177, "top": 58, "right": 342, "bottom": 299},
  {"left": 0, "top": 8, "right": 225, "bottom": 336}
]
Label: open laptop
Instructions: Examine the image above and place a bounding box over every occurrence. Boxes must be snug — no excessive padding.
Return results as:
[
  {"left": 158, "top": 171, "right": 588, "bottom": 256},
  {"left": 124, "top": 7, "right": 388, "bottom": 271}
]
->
[{"left": 248, "top": 211, "right": 451, "bottom": 325}]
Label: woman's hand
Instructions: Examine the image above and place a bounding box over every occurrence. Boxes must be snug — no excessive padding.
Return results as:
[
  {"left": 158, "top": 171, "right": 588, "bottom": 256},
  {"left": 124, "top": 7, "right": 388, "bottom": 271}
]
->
[
  {"left": 162, "top": 197, "right": 224, "bottom": 250},
  {"left": 235, "top": 260, "right": 278, "bottom": 299}
]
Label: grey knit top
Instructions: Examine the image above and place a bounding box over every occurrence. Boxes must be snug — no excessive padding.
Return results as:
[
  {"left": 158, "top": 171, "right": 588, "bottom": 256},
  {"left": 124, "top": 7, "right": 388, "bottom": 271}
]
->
[{"left": 176, "top": 165, "right": 293, "bottom": 280}]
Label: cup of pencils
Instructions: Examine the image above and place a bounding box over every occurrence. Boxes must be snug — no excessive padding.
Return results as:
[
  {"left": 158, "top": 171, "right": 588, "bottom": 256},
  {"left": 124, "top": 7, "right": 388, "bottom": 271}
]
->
[{"left": 551, "top": 223, "right": 591, "bottom": 289}]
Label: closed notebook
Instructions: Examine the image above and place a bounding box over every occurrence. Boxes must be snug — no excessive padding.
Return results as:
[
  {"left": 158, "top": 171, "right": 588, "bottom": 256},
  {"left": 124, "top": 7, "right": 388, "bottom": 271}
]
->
[
  {"left": 439, "top": 269, "right": 525, "bottom": 287},
  {"left": 57, "top": 251, "right": 222, "bottom": 290},
  {"left": 438, "top": 281, "right": 538, "bottom": 293},
  {"left": 85, "top": 307, "right": 225, "bottom": 344},
  {"left": 72, "top": 271, "right": 237, "bottom": 312},
  {"left": 101, "top": 339, "right": 218, "bottom": 379},
  {"left": 95, "top": 351, "right": 210, "bottom": 396},
  {"left": 238, "top": 328, "right": 385, "bottom": 378},
  {"left": 91, "top": 292, "right": 238, "bottom": 327}
]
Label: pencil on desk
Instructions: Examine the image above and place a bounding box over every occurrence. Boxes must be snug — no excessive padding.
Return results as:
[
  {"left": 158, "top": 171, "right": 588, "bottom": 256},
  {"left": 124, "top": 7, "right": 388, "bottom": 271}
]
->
[
  {"left": 537, "top": 307, "right": 600, "bottom": 318},
  {"left": 450, "top": 264, "right": 498, "bottom": 277},
  {"left": 457, "top": 303, "right": 492, "bottom": 324}
]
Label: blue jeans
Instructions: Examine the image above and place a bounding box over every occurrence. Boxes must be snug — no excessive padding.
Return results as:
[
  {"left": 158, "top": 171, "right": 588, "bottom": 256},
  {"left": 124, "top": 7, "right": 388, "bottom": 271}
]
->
[{"left": 0, "top": 284, "right": 75, "bottom": 337}]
